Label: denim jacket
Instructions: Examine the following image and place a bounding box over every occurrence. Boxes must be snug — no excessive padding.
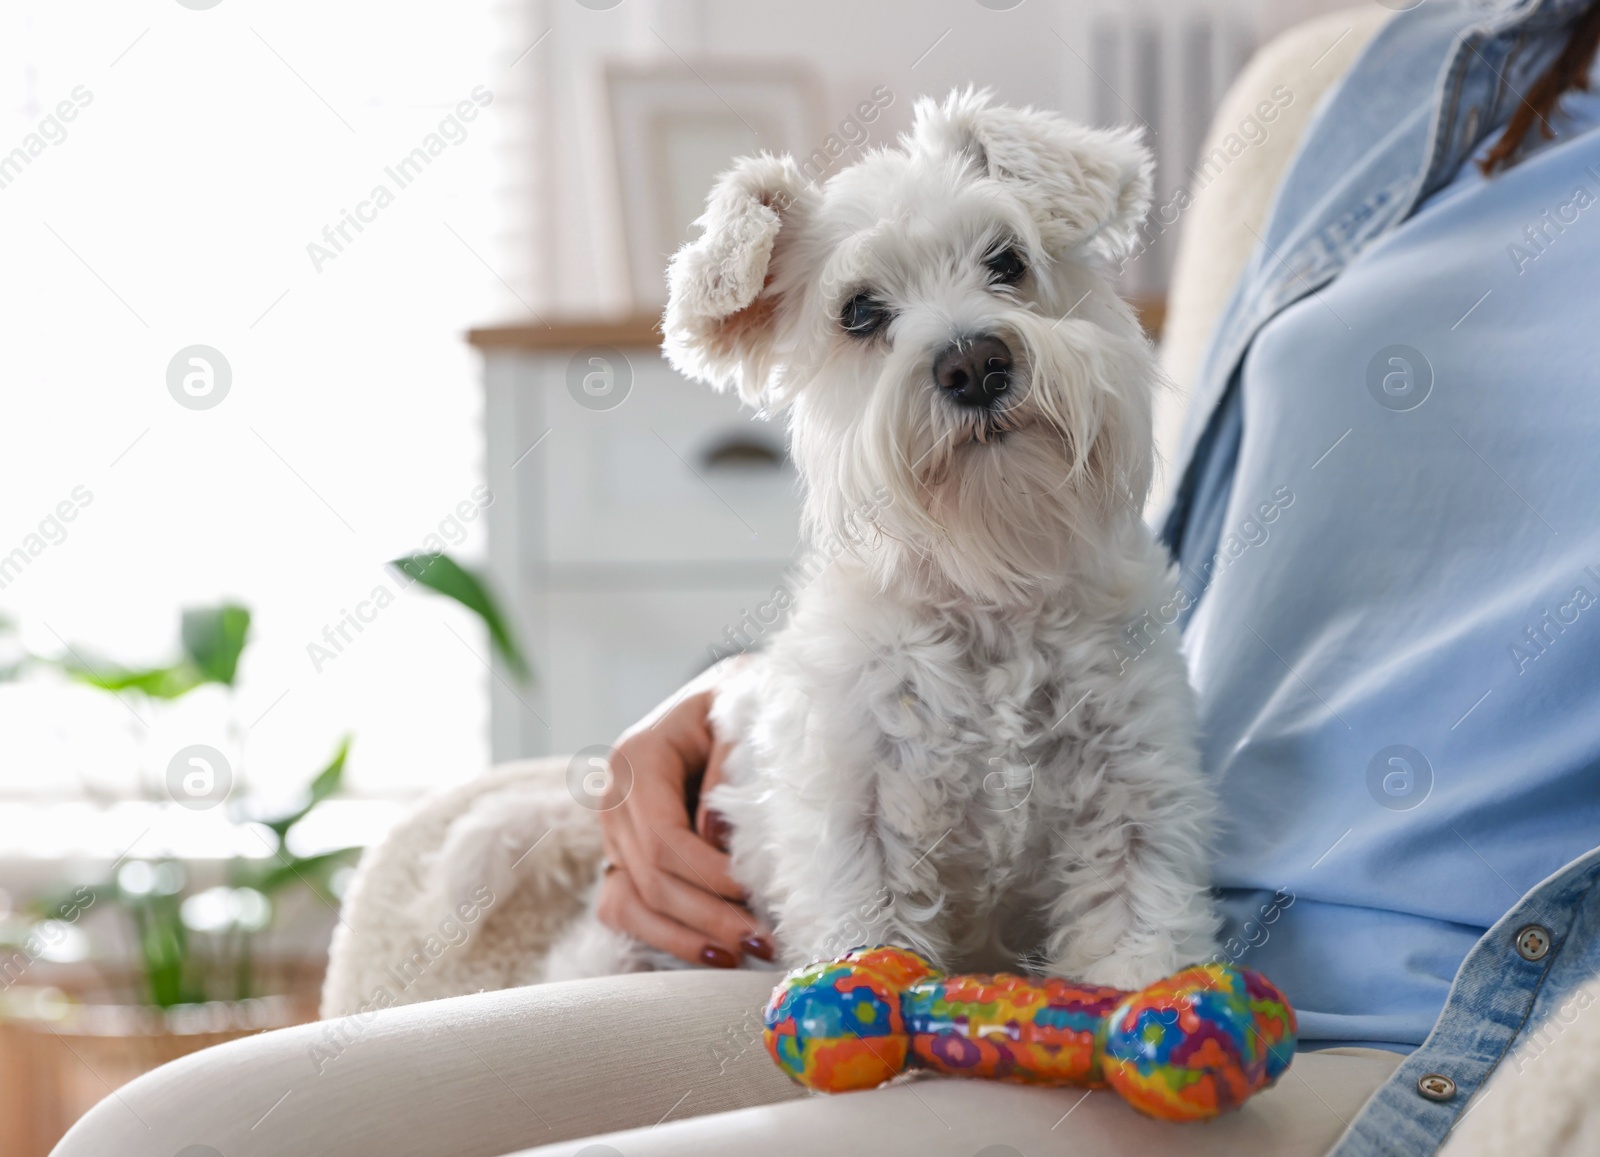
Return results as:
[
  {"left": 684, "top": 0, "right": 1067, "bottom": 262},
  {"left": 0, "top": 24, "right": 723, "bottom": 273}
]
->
[{"left": 1157, "top": 1, "right": 1600, "bottom": 1153}]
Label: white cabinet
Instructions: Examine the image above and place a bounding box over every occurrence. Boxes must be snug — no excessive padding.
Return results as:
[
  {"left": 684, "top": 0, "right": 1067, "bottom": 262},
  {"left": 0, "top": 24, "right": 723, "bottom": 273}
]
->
[{"left": 473, "top": 318, "right": 801, "bottom": 759}]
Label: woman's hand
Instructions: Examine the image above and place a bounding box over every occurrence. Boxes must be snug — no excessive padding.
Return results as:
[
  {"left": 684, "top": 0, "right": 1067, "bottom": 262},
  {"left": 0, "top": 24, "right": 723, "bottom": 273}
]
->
[{"left": 595, "top": 659, "right": 774, "bottom": 968}]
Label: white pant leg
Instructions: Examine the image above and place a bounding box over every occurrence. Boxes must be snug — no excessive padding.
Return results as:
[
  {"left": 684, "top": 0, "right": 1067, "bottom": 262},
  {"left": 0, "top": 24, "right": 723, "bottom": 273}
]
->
[
  {"left": 502, "top": 1049, "right": 1403, "bottom": 1157},
  {"left": 51, "top": 970, "right": 801, "bottom": 1157}
]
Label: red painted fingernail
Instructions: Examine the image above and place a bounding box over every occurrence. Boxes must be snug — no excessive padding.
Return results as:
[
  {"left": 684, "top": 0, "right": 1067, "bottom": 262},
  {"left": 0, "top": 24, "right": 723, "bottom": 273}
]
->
[
  {"left": 701, "top": 944, "right": 738, "bottom": 969},
  {"left": 703, "top": 810, "right": 733, "bottom": 851},
  {"left": 740, "top": 935, "right": 775, "bottom": 962}
]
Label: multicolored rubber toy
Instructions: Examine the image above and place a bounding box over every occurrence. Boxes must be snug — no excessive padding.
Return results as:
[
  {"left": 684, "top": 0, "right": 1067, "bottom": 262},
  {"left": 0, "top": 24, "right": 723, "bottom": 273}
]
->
[{"left": 762, "top": 945, "right": 1296, "bottom": 1122}]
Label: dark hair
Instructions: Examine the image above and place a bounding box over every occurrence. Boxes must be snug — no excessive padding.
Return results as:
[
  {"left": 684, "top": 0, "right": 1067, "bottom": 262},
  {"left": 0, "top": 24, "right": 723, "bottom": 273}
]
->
[{"left": 1480, "top": 0, "right": 1600, "bottom": 174}]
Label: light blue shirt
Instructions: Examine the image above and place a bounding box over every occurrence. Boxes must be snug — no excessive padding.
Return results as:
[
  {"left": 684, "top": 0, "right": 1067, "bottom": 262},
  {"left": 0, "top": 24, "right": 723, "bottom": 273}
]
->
[
  {"left": 1160, "top": 1, "right": 1600, "bottom": 1149},
  {"left": 1158, "top": 2, "right": 1600, "bottom": 1152},
  {"left": 1187, "top": 83, "right": 1600, "bottom": 1052}
]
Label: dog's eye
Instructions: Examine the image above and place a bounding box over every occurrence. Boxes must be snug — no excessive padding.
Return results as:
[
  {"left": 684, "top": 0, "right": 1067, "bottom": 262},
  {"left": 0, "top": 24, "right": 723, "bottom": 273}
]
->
[
  {"left": 840, "top": 293, "right": 891, "bottom": 338},
  {"left": 984, "top": 246, "right": 1028, "bottom": 286}
]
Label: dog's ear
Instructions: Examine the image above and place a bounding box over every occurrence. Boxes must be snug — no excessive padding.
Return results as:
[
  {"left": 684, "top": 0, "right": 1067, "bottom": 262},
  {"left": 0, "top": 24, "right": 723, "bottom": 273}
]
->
[
  {"left": 911, "top": 88, "right": 1151, "bottom": 267},
  {"left": 663, "top": 153, "right": 816, "bottom": 406}
]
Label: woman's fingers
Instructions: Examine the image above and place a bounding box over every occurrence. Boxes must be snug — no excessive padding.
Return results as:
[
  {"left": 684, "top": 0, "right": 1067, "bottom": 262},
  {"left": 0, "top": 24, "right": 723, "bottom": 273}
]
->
[
  {"left": 609, "top": 684, "right": 746, "bottom": 898},
  {"left": 593, "top": 658, "right": 768, "bottom": 959},
  {"left": 605, "top": 813, "right": 769, "bottom": 960},
  {"left": 610, "top": 745, "right": 741, "bottom": 897},
  {"left": 599, "top": 665, "right": 725, "bottom": 841},
  {"left": 595, "top": 867, "right": 755, "bottom": 968},
  {"left": 695, "top": 725, "right": 738, "bottom": 850},
  {"left": 636, "top": 812, "right": 745, "bottom": 899},
  {"left": 599, "top": 720, "right": 695, "bottom": 844},
  {"left": 638, "top": 862, "right": 770, "bottom": 958}
]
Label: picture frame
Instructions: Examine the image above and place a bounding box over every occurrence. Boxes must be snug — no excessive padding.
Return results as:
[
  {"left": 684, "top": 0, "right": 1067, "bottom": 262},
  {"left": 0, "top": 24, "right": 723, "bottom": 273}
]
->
[{"left": 605, "top": 60, "right": 825, "bottom": 309}]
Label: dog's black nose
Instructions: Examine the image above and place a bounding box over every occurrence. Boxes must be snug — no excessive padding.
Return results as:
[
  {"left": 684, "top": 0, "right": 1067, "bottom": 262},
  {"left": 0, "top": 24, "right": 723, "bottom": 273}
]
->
[{"left": 933, "top": 335, "right": 1013, "bottom": 408}]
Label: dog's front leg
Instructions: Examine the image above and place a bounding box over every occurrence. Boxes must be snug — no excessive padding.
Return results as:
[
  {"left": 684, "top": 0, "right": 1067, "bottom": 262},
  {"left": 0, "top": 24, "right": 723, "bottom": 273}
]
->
[
  {"left": 1039, "top": 774, "right": 1217, "bottom": 989},
  {"left": 751, "top": 752, "right": 954, "bottom": 969},
  {"left": 761, "top": 793, "right": 941, "bottom": 968},
  {"left": 711, "top": 681, "right": 900, "bottom": 967}
]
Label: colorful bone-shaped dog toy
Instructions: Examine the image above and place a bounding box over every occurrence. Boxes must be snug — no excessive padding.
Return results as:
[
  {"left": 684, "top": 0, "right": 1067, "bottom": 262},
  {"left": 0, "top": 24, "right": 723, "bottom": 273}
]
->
[{"left": 762, "top": 946, "right": 1296, "bottom": 1122}]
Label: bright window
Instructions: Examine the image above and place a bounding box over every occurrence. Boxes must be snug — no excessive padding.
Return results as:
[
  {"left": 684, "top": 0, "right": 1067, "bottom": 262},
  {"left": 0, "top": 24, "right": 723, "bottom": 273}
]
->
[{"left": 0, "top": 0, "right": 521, "bottom": 809}]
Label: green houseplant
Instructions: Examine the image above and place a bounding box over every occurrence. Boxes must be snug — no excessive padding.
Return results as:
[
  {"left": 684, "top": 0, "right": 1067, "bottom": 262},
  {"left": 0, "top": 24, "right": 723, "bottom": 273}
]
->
[
  {"left": 20, "top": 604, "right": 359, "bottom": 1007},
  {"left": 0, "top": 552, "right": 529, "bottom": 1154},
  {"left": 5, "top": 550, "right": 528, "bottom": 1008}
]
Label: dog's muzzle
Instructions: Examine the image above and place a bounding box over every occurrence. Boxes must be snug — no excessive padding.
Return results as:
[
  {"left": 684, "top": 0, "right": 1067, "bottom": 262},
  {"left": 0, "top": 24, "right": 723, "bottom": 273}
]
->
[{"left": 933, "top": 334, "right": 1013, "bottom": 410}]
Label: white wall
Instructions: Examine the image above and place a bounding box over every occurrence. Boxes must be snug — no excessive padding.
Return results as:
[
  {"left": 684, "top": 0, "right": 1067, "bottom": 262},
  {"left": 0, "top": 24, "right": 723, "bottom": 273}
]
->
[{"left": 510, "top": 0, "right": 1333, "bottom": 319}]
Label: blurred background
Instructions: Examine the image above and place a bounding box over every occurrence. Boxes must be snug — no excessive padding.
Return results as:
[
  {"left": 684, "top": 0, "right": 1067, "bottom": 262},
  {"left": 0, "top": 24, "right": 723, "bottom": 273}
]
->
[{"left": 0, "top": 0, "right": 1355, "bottom": 1149}]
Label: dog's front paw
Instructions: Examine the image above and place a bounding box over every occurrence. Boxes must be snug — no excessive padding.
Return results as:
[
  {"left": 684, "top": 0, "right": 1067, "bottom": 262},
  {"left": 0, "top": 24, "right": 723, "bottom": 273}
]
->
[{"left": 1075, "top": 946, "right": 1181, "bottom": 990}]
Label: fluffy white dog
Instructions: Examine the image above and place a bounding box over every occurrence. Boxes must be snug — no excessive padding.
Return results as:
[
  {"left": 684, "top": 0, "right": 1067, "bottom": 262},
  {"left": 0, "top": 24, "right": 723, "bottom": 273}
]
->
[{"left": 549, "top": 89, "right": 1216, "bottom": 988}]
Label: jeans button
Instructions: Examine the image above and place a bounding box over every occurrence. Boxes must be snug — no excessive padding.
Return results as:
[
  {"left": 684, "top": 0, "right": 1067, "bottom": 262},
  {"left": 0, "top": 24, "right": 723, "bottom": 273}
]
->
[
  {"left": 1515, "top": 925, "right": 1552, "bottom": 961},
  {"left": 1417, "top": 1073, "right": 1457, "bottom": 1102}
]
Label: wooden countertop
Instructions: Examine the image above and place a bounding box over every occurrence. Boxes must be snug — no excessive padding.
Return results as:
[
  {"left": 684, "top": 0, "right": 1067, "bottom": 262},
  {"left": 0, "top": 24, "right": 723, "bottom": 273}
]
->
[
  {"left": 467, "top": 298, "right": 1166, "bottom": 351},
  {"left": 467, "top": 315, "right": 663, "bottom": 350}
]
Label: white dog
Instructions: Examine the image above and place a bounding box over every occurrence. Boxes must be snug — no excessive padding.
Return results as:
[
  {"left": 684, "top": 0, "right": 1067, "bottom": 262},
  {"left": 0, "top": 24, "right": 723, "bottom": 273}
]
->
[{"left": 548, "top": 90, "right": 1216, "bottom": 989}]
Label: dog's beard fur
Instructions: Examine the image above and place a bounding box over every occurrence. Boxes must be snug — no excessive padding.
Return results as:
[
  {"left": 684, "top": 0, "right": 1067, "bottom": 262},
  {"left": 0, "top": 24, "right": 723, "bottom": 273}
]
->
[{"left": 790, "top": 300, "right": 1156, "bottom": 609}]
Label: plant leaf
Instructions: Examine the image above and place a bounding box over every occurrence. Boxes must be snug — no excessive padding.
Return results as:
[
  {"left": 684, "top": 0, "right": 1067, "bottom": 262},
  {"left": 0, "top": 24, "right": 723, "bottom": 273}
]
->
[
  {"left": 260, "top": 735, "right": 352, "bottom": 841},
  {"left": 390, "top": 552, "right": 531, "bottom": 681},
  {"left": 181, "top": 604, "right": 251, "bottom": 685},
  {"left": 244, "top": 847, "right": 361, "bottom": 897},
  {"left": 66, "top": 661, "right": 207, "bottom": 699},
  {"left": 59, "top": 603, "right": 251, "bottom": 700}
]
